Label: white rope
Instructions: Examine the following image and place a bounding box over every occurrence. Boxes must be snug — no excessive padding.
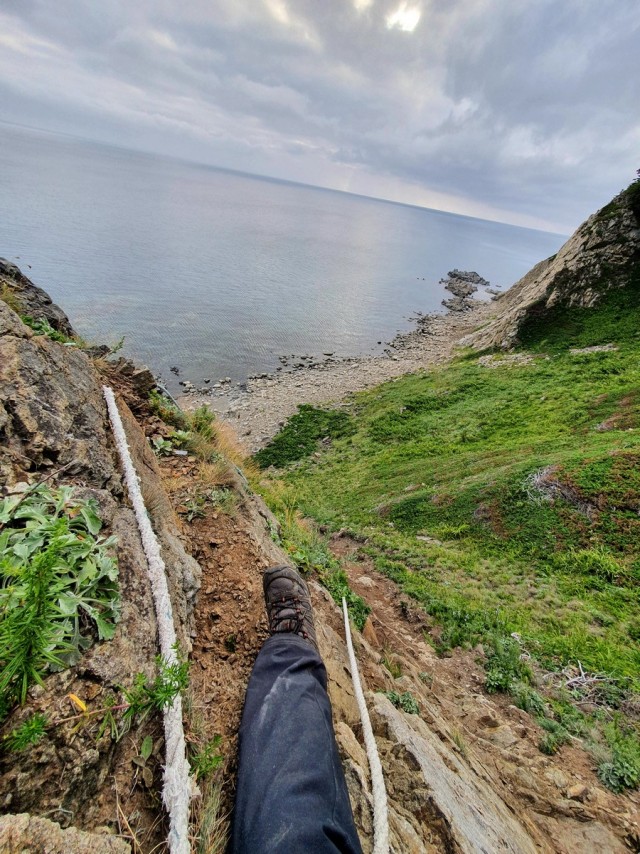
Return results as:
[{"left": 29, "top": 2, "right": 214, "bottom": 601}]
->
[
  {"left": 342, "top": 598, "right": 389, "bottom": 854},
  {"left": 103, "top": 386, "right": 192, "bottom": 854}
]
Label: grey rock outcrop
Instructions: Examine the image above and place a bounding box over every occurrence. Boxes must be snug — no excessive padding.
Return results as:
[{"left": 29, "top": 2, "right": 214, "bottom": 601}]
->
[
  {"left": 311, "top": 590, "right": 550, "bottom": 854},
  {"left": 0, "top": 258, "right": 74, "bottom": 335},
  {"left": 441, "top": 270, "right": 489, "bottom": 313},
  {"left": 462, "top": 185, "right": 640, "bottom": 349}
]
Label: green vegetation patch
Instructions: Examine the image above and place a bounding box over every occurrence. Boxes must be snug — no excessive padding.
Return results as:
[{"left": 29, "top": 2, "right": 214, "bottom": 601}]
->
[
  {"left": 256, "top": 256, "right": 640, "bottom": 789},
  {"left": 148, "top": 389, "right": 189, "bottom": 430},
  {"left": 255, "top": 404, "right": 355, "bottom": 469},
  {"left": 518, "top": 265, "right": 640, "bottom": 353},
  {"left": 21, "top": 315, "right": 75, "bottom": 345},
  {"left": 0, "top": 485, "right": 120, "bottom": 711},
  {"left": 259, "top": 280, "right": 640, "bottom": 696},
  {"left": 384, "top": 690, "right": 419, "bottom": 714}
]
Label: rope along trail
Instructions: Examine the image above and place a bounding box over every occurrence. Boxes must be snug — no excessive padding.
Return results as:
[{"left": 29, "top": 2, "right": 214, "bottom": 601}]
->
[
  {"left": 342, "top": 598, "right": 389, "bottom": 854},
  {"left": 104, "top": 386, "right": 193, "bottom": 854}
]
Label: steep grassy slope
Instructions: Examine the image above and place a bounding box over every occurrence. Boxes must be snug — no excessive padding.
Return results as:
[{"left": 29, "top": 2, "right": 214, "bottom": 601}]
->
[
  {"left": 260, "top": 289, "right": 640, "bottom": 678},
  {"left": 257, "top": 281, "right": 640, "bottom": 738}
]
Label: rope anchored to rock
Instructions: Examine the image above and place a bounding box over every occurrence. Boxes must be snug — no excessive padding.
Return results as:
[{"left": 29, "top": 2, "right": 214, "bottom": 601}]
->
[
  {"left": 103, "top": 386, "right": 193, "bottom": 854},
  {"left": 342, "top": 598, "right": 389, "bottom": 854}
]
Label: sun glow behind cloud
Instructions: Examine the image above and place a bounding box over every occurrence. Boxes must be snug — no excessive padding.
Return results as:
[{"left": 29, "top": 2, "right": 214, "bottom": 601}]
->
[
  {"left": 1, "top": 1, "right": 638, "bottom": 232},
  {"left": 386, "top": 2, "right": 421, "bottom": 32}
]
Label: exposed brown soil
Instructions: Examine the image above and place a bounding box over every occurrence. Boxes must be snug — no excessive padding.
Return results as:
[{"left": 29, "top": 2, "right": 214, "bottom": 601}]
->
[{"left": 150, "top": 449, "right": 269, "bottom": 834}]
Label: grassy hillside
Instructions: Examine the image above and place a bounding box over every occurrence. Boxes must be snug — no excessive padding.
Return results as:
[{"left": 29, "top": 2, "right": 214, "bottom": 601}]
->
[{"left": 257, "top": 280, "right": 640, "bottom": 786}]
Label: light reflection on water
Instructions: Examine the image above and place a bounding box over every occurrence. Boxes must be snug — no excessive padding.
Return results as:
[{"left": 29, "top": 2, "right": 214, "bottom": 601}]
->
[{"left": 1, "top": 125, "right": 564, "bottom": 392}]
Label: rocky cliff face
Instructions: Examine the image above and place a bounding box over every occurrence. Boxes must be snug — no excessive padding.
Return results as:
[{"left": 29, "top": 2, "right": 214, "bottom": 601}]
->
[
  {"left": 0, "top": 271, "right": 200, "bottom": 850},
  {"left": 462, "top": 183, "right": 640, "bottom": 350},
  {"left": 0, "top": 258, "right": 74, "bottom": 336}
]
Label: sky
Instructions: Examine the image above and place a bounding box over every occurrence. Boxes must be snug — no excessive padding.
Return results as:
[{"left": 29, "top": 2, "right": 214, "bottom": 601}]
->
[{"left": 0, "top": 0, "right": 638, "bottom": 234}]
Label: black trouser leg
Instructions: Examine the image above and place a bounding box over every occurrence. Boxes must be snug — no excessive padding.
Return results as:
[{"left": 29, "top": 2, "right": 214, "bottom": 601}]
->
[{"left": 230, "top": 635, "right": 363, "bottom": 854}]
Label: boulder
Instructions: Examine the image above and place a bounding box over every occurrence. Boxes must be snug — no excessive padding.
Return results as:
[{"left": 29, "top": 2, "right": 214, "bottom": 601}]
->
[{"left": 0, "top": 814, "right": 130, "bottom": 853}]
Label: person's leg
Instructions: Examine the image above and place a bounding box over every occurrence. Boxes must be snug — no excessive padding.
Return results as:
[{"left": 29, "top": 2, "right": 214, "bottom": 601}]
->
[{"left": 230, "top": 568, "right": 363, "bottom": 854}]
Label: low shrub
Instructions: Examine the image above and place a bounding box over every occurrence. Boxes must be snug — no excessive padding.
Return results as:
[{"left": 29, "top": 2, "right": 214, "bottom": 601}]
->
[
  {"left": 484, "top": 636, "right": 531, "bottom": 694},
  {"left": 598, "top": 721, "right": 640, "bottom": 793}
]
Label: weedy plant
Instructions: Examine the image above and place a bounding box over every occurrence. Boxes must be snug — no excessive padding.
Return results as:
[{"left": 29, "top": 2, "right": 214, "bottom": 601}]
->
[
  {"left": 598, "top": 720, "right": 640, "bottom": 793},
  {"left": 151, "top": 436, "right": 175, "bottom": 456},
  {"left": 190, "top": 734, "right": 223, "bottom": 781},
  {"left": 132, "top": 734, "right": 156, "bottom": 789},
  {"left": 380, "top": 650, "right": 403, "bottom": 679},
  {"left": 0, "top": 654, "right": 189, "bottom": 755},
  {"left": 0, "top": 485, "right": 119, "bottom": 709},
  {"left": 1, "top": 712, "right": 48, "bottom": 752},
  {"left": 119, "top": 656, "right": 189, "bottom": 730},
  {"left": 384, "top": 690, "right": 420, "bottom": 714},
  {"left": 189, "top": 405, "right": 216, "bottom": 442},
  {"left": 148, "top": 389, "right": 189, "bottom": 430},
  {"left": 20, "top": 315, "right": 76, "bottom": 345}
]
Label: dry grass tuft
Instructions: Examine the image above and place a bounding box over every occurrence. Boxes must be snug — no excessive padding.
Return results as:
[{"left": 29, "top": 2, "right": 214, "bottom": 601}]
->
[
  {"left": 0, "top": 281, "right": 23, "bottom": 314},
  {"left": 193, "top": 776, "right": 228, "bottom": 854},
  {"left": 198, "top": 459, "right": 237, "bottom": 490},
  {"left": 186, "top": 686, "right": 229, "bottom": 854},
  {"left": 214, "top": 422, "right": 259, "bottom": 477}
]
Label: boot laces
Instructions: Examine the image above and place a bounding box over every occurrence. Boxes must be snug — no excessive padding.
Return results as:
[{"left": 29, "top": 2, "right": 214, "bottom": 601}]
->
[{"left": 270, "top": 594, "right": 306, "bottom": 635}]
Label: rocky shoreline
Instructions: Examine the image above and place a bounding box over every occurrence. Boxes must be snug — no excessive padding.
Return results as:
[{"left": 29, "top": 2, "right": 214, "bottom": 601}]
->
[
  {"left": 179, "top": 293, "right": 498, "bottom": 452},
  {"left": 440, "top": 268, "right": 502, "bottom": 312}
]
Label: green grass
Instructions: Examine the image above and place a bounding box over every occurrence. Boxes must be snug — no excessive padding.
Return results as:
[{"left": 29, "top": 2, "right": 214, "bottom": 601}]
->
[
  {"left": 256, "top": 282, "right": 640, "bottom": 692},
  {"left": 255, "top": 404, "right": 355, "bottom": 468}
]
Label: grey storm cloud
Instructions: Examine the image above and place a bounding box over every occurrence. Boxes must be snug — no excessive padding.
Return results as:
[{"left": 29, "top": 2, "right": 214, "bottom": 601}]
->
[{"left": 0, "top": 0, "right": 638, "bottom": 232}]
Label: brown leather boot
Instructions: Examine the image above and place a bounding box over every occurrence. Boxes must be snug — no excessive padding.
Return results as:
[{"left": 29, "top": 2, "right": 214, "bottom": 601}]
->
[{"left": 263, "top": 565, "right": 318, "bottom": 651}]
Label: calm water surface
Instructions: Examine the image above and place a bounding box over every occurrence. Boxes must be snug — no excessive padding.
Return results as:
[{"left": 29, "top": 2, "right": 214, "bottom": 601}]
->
[{"left": 0, "top": 125, "right": 564, "bottom": 391}]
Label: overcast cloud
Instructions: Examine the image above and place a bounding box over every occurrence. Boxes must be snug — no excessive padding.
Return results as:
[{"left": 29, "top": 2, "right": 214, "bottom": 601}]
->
[{"left": 0, "top": 0, "right": 638, "bottom": 232}]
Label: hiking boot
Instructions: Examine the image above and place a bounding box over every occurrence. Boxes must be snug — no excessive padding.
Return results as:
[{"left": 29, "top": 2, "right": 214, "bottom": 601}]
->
[{"left": 263, "top": 565, "right": 318, "bottom": 651}]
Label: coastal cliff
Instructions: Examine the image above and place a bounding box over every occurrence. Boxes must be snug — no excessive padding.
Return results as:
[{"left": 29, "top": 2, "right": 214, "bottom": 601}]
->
[
  {"left": 0, "top": 260, "right": 551, "bottom": 853},
  {"left": 462, "top": 182, "right": 640, "bottom": 350},
  {"left": 1, "top": 178, "right": 640, "bottom": 852}
]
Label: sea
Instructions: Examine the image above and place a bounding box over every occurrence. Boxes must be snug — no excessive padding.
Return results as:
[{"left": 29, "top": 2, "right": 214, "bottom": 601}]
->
[{"left": 0, "top": 124, "right": 565, "bottom": 393}]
